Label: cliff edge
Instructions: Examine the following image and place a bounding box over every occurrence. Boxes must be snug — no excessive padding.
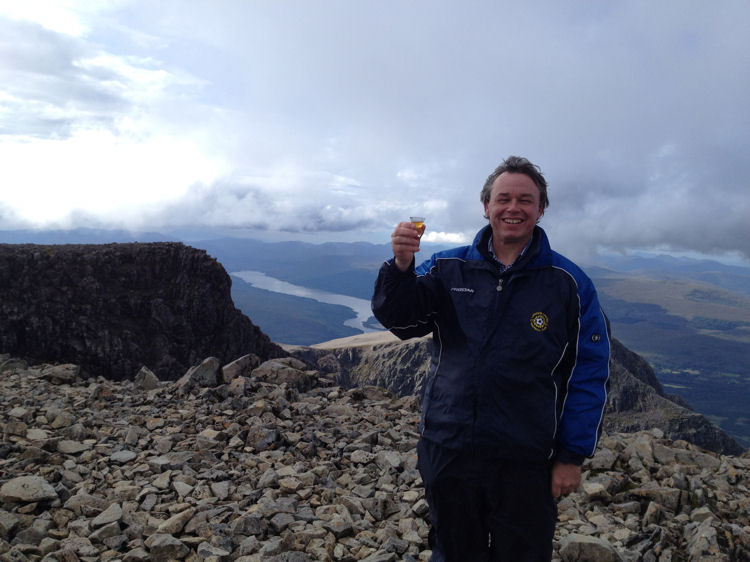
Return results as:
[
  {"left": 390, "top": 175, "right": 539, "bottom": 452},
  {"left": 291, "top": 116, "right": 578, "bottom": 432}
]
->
[{"left": 0, "top": 242, "right": 284, "bottom": 380}]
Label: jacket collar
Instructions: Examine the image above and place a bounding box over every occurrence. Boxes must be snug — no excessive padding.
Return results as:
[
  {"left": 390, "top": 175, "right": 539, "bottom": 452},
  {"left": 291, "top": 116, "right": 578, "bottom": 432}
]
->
[{"left": 473, "top": 225, "right": 546, "bottom": 270}]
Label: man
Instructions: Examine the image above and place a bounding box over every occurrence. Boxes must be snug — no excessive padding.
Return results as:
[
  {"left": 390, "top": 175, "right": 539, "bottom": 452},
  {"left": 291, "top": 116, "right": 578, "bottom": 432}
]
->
[{"left": 371, "top": 156, "right": 610, "bottom": 561}]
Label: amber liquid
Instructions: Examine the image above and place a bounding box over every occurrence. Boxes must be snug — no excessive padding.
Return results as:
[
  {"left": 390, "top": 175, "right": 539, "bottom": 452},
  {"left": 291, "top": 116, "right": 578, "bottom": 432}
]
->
[{"left": 412, "top": 221, "right": 424, "bottom": 230}]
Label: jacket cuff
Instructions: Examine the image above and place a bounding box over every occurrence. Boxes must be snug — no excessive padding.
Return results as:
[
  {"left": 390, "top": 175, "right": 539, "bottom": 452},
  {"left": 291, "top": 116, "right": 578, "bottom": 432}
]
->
[
  {"left": 556, "top": 448, "right": 585, "bottom": 466},
  {"left": 388, "top": 256, "right": 415, "bottom": 274}
]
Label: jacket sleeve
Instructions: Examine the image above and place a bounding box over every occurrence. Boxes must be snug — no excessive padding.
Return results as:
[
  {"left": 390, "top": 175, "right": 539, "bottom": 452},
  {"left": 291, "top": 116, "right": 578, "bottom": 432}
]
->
[
  {"left": 371, "top": 255, "right": 442, "bottom": 340},
  {"left": 557, "top": 277, "right": 611, "bottom": 465}
]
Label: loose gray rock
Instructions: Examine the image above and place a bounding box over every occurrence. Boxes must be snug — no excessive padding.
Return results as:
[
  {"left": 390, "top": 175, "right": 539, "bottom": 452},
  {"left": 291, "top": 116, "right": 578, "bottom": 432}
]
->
[
  {"left": 176, "top": 356, "right": 222, "bottom": 391},
  {"left": 134, "top": 366, "right": 159, "bottom": 390},
  {"left": 0, "top": 476, "right": 58, "bottom": 503},
  {"left": 145, "top": 533, "right": 190, "bottom": 559},
  {"left": 222, "top": 353, "right": 260, "bottom": 383},
  {"left": 91, "top": 503, "right": 123, "bottom": 528},
  {"left": 560, "top": 533, "right": 625, "bottom": 561},
  {"left": 0, "top": 354, "right": 747, "bottom": 561}
]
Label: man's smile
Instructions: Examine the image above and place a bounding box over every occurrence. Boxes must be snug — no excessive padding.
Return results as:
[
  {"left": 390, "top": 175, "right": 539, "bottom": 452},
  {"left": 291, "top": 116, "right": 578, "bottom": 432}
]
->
[{"left": 502, "top": 218, "right": 523, "bottom": 224}]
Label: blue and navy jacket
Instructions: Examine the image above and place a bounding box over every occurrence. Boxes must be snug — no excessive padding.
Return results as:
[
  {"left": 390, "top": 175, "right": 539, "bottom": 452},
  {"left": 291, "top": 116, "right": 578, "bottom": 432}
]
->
[{"left": 371, "top": 225, "right": 610, "bottom": 465}]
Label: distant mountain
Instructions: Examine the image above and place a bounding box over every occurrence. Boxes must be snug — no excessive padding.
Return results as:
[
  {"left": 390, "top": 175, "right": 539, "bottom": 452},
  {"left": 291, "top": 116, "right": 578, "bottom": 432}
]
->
[
  {"left": 5, "top": 228, "right": 746, "bottom": 294},
  {"left": 590, "top": 253, "right": 750, "bottom": 296},
  {"left": 0, "top": 229, "right": 448, "bottom": 300},
  {"left": 0, "top": 227, "right": 174, "bottom": 245}
]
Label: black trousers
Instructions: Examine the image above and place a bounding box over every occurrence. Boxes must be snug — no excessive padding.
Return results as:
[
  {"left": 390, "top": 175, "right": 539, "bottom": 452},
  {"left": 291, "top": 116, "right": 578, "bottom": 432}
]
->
[{"left": 417, "top": 438, "right": 557, "bottom": 562}]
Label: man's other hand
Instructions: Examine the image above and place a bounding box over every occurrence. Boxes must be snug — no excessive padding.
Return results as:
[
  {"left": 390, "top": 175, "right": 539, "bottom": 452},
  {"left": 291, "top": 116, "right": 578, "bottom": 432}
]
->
[{"left": 550, "top": 461, "right": 581, "bottom": 499}]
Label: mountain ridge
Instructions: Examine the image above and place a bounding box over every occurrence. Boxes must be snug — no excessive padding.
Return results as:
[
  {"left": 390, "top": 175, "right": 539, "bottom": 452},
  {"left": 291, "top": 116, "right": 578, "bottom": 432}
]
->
[{"left": 285, "top": 332, "right": 745, "bottom": 457}]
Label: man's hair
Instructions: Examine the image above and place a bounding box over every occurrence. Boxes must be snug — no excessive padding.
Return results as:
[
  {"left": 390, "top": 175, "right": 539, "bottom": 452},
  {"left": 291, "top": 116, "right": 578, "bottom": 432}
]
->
[{"left": 480, "top": 155, "right": 549, "bottom": 210}]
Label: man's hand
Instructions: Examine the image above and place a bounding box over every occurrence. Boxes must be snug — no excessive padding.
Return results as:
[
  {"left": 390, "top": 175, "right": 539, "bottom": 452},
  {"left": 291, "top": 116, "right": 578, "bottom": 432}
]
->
[
  {"left": 391, "top": 221, "right": 425, "bottom": 271},
  {"left": 550, "top": 461, "right": 581, "bottom": 499}
]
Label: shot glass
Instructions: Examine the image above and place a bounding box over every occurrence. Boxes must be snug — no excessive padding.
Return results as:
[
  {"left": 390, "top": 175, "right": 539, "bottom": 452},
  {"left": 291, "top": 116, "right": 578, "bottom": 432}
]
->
[{"left": 410, "top": 216, "right": 425, "bottom": 238}]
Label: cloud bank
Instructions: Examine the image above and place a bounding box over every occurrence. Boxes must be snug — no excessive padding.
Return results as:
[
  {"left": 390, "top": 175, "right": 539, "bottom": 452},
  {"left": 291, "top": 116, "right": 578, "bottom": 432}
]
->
[{"left": 0, "top": 1, "right": 748, "bottom": 263}]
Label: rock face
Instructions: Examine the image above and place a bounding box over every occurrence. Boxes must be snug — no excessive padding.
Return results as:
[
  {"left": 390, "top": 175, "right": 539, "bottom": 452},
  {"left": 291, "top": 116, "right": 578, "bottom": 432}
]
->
[
  {"left": 0, "top": 243, "right": 284, "bottom": 380},
  {"left": 0, "top": 354, "right": 748, "bottom": 561},
  {"left": 288, "top": 334, "right": 746, "bottom": 456},
  {"left": 605, "top": 341, "right": 744, "bottom": 456}
]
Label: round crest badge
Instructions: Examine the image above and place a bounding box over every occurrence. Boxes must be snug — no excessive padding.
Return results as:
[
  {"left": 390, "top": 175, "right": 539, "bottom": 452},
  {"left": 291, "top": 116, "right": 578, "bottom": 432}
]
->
[{"left": 530, "top": 312, "right": 549, "bottom": 332}]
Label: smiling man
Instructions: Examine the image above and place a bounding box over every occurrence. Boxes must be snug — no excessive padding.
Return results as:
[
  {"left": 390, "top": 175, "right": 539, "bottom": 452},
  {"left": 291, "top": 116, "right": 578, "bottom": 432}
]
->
[
  {"left": 372, "top": 155, "right": 610, "bottom": 561},
  {"left": 482, "top": 167, "right": 546, "bottom": 263}
]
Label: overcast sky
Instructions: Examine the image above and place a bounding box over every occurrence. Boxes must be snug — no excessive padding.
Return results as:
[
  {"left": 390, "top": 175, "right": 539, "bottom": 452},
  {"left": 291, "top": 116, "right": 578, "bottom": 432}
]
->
[{"left": 1, "top": 1, "right": 749, "bottom": 264}]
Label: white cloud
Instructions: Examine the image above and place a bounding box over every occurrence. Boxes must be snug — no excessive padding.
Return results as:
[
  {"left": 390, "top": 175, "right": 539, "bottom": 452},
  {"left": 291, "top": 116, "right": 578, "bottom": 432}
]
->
[
  {"left": 0, "top": 0, "right": 90, "bottom": 36},
  {"left": 0, "top": 128, "right": 226, "bottom": 225},
  {"left": 422, "top": 231, "right": 468, "bottom": 245}
]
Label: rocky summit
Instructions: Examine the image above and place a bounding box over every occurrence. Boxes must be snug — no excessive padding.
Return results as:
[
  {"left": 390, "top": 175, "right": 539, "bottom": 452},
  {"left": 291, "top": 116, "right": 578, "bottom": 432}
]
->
[{"left": 1, "top": 353, "right": 749, "bottom": 561}]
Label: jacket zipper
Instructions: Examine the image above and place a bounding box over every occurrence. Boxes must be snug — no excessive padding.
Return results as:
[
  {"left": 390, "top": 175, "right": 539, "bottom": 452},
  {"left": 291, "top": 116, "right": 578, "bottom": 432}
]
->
[{"left": 472, "top": 271, "right": 507, "bottom": 447}]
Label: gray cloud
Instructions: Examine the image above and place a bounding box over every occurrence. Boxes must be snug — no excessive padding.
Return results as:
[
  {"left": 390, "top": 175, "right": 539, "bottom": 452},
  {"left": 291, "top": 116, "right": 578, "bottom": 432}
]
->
[
  {"left": 0, "top": 1, "right": 748, "bottom": 263},
  {"left": 0, "top": 19, "right": 129, "bottom": 138}
]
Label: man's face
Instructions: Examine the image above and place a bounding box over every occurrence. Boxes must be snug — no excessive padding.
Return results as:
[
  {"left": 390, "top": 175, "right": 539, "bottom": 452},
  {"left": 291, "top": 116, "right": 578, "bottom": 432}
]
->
[{"left": 483, "top": 172, "right": 544, "bottom": 246}]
